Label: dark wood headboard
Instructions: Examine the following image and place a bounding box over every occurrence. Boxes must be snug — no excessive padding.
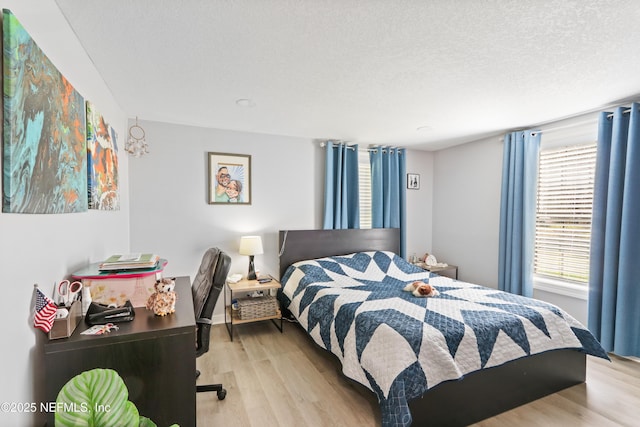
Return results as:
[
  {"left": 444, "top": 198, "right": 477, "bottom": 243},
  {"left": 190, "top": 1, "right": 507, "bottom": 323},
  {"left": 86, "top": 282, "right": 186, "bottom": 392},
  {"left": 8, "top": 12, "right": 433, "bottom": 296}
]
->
[{"left": 278, "top": 228, "right": 400, "bottom": 279}]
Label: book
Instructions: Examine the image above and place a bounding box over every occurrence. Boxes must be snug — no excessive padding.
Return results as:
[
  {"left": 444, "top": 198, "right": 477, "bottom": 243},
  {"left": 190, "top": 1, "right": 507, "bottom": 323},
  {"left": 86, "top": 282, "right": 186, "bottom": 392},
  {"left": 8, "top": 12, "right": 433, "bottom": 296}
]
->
[{"left": 99, "top": 253, "right": 160, "bottom": 271}]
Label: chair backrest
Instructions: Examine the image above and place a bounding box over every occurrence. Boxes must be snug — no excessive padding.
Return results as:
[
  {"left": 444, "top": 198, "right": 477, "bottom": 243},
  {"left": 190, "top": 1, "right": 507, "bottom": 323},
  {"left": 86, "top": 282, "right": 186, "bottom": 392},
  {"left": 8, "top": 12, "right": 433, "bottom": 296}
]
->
[{"left": 192, "top": 248, "right": 231, "bottom": 356}]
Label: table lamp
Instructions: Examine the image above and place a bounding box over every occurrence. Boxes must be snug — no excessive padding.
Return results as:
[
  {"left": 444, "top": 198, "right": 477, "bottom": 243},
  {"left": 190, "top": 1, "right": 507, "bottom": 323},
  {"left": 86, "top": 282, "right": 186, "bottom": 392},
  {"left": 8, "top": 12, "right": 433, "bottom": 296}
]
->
[{"left": 239, "top": 236, "right": 263, "bottom": 280}]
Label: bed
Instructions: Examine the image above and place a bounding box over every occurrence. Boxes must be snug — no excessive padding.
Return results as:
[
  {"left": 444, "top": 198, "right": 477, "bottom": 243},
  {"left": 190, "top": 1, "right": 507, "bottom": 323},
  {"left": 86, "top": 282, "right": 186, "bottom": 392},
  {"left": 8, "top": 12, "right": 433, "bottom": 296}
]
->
[{"left": 277, "top": 228, "right": 608, "bottom": 427}]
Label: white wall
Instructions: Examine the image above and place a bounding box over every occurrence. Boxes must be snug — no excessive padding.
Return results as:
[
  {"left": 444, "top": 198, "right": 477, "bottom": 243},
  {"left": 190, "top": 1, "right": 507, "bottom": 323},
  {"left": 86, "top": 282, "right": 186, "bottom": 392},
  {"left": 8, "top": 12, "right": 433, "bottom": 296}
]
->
[
  {"left": 432, "top": 136, "right": 503, "bottom": 287},
  {"left": 0, "top": 1, "right": 129, "bottom": 425},
  {"left": 127, "top": 120, "right": 322, "bottom": 319},
  {"left": 405, "top": 149, "right": 434, "bottom": 258}
]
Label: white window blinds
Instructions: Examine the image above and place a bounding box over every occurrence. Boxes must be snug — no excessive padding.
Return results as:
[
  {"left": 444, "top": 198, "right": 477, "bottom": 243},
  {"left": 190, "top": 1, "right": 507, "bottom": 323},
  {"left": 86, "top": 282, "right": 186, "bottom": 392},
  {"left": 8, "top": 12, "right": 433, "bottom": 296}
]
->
[
  {"left": 534, "top": 142, "right": 597, "bottom": 284},
  {"left": 358, "top": 151, "right": 372, "bottom": 229}
]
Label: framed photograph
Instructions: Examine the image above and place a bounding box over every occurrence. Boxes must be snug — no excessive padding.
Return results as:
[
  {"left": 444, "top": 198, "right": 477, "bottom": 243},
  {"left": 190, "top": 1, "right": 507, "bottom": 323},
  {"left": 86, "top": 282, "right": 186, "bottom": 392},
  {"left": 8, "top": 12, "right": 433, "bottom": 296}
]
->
[
  {"left": 208, "top": 152, "right": 252, "bottom": 204},
  {"left": 407, "top": 173, "right": 420, "bottom": 190}
]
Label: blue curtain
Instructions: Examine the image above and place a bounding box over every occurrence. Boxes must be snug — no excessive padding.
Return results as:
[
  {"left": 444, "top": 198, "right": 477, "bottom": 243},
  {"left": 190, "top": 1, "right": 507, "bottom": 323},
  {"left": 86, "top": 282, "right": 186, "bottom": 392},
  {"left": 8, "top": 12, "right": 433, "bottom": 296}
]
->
[
  {"left": 498, "top": 131, "right": 541, "bottom": 297},
  {"left": 323, "top": 142, "right": 360, "bottom": 229},
  {"left": 588, "top": 103, "right": 640, "bottom": 357},
  {"left": 370, "top": 147, "right": 406, "bottom": 258}
]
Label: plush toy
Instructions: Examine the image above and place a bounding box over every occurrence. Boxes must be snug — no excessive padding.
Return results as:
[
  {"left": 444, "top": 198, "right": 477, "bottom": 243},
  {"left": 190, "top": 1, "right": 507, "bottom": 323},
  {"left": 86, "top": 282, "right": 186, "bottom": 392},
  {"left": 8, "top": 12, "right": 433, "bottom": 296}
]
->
[
  {"left": 403, "top": 281, "right": 439, "bottom": 298},
  {"left": 146, "top": 277, "right": 177, "bottom": 316}
]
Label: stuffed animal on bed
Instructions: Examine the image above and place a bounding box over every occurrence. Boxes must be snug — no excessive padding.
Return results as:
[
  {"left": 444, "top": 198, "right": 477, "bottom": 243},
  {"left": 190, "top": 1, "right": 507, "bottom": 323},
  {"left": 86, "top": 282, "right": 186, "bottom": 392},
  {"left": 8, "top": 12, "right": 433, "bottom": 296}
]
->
[
  {"left": 403, "top": 281, "right": 439, "bottom": 298},
  {"left": 146, "top": 277, "right": 177, "bottom": 316}
]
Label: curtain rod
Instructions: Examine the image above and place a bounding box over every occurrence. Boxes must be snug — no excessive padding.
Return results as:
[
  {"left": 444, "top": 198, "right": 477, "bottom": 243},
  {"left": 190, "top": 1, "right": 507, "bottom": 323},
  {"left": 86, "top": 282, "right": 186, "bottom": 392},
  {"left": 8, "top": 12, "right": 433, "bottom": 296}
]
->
[
  {"left": 319, "top": 141, "right": 356, "bottom": 150},
  {"left": 368, "top": 148, "right": 404, "bottom": 154},
  {"left": 500, "top": 103, "right": 637, "bottom": 140},
  {"left": 319, "top": 141, "right": 404, "bottom": 153},
  {"left": 497, "top": 109, "right": 634, "bottom": 141},
  {"left": 530, "top": 108, "right": 633, "bottom": 136},
  {"left": 529, "top": 117, "right": 596, "bottom": 136},
  {"left": 606, "top": 108, "right": 632, "bottom": 119}
]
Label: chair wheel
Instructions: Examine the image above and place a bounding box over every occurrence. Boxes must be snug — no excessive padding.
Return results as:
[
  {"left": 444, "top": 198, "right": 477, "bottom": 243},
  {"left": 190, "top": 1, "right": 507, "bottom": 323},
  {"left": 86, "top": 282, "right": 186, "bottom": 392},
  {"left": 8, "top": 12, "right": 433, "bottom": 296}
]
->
[{"left": 217, "top": 389, "right": 227, "bottom": 400}]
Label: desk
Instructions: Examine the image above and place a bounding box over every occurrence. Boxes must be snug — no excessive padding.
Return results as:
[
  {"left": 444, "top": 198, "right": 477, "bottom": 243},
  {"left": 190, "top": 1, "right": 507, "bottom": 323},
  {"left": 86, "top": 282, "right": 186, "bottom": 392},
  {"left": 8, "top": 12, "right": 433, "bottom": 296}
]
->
[{"left": 43, "top": 276, "right": 195, "bottom": 426}]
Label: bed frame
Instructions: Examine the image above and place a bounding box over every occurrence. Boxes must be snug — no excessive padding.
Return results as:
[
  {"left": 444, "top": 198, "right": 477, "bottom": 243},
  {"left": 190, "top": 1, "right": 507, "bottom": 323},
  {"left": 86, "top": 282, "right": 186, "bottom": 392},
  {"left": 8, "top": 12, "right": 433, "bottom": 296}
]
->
[{"left": 278, "top": 228, "right": 586, "bottom": 426}]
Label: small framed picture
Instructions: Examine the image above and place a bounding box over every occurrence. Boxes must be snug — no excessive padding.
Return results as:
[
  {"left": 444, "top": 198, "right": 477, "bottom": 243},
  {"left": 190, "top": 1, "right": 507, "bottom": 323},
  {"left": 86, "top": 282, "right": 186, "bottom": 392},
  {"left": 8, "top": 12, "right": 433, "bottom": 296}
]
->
[
  {"left": 407, "top": 173, "right": 420, "bottom": 190},
  {"left": 208, "top": 152, "right": 251, "bottom": 204}
]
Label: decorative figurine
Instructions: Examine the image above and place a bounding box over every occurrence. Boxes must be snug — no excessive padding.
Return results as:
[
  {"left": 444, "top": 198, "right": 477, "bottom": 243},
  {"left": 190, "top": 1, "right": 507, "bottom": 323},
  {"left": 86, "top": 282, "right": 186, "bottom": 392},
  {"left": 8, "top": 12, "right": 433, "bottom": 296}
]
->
[{"left": 146, "top": 277, "right": 177, "bottom": 316}]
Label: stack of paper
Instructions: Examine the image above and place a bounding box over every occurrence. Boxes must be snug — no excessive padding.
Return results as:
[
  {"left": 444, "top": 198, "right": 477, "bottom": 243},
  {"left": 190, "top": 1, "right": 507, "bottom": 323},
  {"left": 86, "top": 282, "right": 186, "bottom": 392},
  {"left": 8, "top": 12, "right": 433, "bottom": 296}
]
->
[{"left": 99, "top": 253, "right": 160, "bottom": 271}]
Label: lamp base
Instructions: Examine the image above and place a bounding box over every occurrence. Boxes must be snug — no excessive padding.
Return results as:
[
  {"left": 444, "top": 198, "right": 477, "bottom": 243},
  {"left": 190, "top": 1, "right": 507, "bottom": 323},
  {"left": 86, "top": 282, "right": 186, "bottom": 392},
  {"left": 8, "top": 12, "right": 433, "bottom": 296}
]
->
[{"left": 247, "top": 255, "right": 257, "bottom": 280}]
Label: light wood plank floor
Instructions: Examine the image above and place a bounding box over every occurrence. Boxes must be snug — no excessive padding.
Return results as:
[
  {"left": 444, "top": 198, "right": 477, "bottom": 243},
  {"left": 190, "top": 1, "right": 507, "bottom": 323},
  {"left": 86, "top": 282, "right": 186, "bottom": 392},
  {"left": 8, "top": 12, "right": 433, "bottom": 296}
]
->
[{"left": 196, "top": 322, "right": 639, "bottom": 427}]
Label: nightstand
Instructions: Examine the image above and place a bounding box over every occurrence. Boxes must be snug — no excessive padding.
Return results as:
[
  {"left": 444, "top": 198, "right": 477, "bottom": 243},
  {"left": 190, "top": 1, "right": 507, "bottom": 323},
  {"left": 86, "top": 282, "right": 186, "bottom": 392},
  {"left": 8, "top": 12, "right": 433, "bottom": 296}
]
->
[
  {"left": 224, "top": 276, "right": 283, "bottom": 341},
  {"left": 414, "top": 263, "right": 458, "bottom": 280}
]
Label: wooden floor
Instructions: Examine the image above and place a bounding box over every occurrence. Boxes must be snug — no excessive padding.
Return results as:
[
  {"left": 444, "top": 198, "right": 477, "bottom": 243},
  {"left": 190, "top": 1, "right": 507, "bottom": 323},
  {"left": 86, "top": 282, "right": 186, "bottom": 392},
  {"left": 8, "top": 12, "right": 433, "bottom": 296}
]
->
[{"left": 196, "top": 322, "right": 639, "bottom": 427}]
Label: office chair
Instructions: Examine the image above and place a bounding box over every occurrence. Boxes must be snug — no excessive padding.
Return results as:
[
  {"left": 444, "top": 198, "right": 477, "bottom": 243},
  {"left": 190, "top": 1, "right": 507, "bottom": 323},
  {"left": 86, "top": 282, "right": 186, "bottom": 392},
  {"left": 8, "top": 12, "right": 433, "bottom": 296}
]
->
[{"left": 192, "top": 247, "right": 231, "bottom": 400}]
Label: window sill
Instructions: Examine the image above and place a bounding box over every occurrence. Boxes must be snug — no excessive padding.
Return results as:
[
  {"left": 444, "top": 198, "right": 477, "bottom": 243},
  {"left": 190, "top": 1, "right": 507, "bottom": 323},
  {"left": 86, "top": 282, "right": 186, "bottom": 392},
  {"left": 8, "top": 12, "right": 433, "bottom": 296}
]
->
[{"left": 533, "top": 276, "right": 588, "bottom": 301}]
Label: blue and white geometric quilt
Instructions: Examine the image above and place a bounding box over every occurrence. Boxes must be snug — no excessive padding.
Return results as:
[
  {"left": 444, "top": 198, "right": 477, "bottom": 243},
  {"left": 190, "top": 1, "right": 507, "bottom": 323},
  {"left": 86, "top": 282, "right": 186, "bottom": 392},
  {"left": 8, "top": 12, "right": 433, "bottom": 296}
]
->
[{"left": 280, "top": 251, "right": 608, "bottom": 427}]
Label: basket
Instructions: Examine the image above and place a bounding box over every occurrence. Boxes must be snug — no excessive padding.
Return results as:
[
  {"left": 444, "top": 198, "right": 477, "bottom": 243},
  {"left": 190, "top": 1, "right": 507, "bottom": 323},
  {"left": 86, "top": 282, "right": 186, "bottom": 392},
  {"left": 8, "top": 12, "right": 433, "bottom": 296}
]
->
[{"left": 236, "top": 296, "right": 278, "bottom": 320}]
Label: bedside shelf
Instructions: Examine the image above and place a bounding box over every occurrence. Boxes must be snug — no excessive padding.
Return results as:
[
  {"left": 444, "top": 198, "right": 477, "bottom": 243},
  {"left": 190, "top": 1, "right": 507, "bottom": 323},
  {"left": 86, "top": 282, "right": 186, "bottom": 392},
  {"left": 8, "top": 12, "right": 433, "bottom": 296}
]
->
[
  {"left": 226, "top": 306, "right": 282, "bottom": 325},
  {"left": 224, "top": 276, "right": 283, "bottom": 341},
  {"left": 413, "top": 263, "right": 458, "bottom": 280}
]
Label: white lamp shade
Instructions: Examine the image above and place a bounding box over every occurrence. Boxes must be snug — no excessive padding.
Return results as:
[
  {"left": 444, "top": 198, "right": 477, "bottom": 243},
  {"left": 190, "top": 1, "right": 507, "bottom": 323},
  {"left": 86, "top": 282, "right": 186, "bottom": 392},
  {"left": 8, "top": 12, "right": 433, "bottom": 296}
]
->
[{"left": 239, "top": 236, "right": 263, "bottom": 256}]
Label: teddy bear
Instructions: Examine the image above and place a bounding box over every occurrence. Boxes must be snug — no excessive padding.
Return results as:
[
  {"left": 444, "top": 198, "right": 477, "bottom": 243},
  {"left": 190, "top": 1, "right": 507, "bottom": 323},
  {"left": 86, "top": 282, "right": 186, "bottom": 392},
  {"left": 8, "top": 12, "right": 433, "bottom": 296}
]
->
[
  {"left": 403, "top": 281, "right": 439, "bottom": 298},
  {"left": 146, "top": 277, "right": 177, "bottom": 316}
]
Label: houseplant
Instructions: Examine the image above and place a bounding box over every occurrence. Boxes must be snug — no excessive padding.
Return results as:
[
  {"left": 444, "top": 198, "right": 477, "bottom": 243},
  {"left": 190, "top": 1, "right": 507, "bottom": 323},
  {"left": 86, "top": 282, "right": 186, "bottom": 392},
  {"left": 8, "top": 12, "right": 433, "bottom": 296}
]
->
[{"left": 55, "top": 368, "right": 178, "bottom": 427}]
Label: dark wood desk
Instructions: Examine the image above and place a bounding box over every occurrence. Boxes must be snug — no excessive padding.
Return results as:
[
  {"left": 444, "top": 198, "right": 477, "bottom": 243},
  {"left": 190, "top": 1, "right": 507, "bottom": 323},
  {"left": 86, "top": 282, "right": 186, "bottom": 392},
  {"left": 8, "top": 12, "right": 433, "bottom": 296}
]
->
[{"left": 43, "top": 276, "right": 195, "bottom": 426}]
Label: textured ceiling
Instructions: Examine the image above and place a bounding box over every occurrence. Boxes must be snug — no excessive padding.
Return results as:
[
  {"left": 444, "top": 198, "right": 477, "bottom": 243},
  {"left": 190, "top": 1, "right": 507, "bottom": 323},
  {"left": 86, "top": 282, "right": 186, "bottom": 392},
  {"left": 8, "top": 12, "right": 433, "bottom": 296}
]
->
[{"left": 55, "top": 0, "right": 640, "bottom": 150}]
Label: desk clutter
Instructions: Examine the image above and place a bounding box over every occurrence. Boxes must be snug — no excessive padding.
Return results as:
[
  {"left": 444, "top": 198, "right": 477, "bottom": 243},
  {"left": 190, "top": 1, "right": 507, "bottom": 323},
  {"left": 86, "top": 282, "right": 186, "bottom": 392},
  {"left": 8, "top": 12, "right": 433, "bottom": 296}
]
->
[
  {"left": 49, "top": 300, "right": 82, "bottom": 340},
  {"left": 42, "top": 283, "right": 135, "bottom": 339},
  {"left": 86, "top": 300, "right": 135, "bottom": 325},
  {"left": 33, "top": 253, "right": 171, "bottom": 339},
  {"left": 32, "top": 283, "right": 84, "bottom": 339},
  {"left": 72, "top": 255, "right": 168, "bottom": 308},
  {"left": 98, "top": 253, "right": 160, "bottom": 271}
]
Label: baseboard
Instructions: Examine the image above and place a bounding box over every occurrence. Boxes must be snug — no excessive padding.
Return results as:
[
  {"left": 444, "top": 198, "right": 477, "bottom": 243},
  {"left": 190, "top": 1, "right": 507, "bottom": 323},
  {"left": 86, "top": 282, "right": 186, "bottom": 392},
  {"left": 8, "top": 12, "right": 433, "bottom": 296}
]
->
[{"left": 211, "top": 313, "right": 225, "bottom": 325}]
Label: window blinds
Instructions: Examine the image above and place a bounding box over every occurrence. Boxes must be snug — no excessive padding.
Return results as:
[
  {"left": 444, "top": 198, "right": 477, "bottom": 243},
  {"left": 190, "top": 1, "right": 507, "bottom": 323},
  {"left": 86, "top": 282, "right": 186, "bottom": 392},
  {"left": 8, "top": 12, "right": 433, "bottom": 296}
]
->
[
  {"left": 534, "top": 143, "right": 597, "bottom": 284},
  {"left": 358, "top": 151, "right": 372, "bottom": 229}
]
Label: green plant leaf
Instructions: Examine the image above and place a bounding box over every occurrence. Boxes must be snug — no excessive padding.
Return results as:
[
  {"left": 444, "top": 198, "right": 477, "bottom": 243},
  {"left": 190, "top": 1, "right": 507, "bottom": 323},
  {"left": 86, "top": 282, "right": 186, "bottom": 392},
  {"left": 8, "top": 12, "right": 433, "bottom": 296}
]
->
[
  {"left": 55, "top": 368, "right": 140, "bottom": 427},
  {"left": 138, "top": 416, "right": 157, "bottom": 427}
]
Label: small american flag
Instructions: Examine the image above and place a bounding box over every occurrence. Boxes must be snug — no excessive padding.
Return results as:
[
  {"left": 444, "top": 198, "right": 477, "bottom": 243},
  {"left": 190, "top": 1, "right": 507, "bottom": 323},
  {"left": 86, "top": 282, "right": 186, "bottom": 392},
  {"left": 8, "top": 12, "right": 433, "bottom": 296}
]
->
[{"left": 34, "top": 287, "right": 57, "bottom": 333}]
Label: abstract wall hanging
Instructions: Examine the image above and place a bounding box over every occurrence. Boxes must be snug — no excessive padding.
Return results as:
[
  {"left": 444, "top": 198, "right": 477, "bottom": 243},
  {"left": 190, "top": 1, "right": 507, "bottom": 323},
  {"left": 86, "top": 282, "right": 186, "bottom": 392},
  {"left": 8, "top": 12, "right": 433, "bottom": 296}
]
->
[
  {"left": 86, "top": 101, "right": 119, "bottom": 210},
  {"left": 2, "top": 9, "right": 87, "bottom": 214}
]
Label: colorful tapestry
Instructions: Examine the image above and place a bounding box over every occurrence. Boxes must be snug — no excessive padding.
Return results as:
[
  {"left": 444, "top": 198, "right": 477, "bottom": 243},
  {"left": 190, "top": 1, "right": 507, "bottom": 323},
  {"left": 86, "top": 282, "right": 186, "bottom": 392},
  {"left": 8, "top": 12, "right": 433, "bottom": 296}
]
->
[
  {"left": 86, "top": 101, "right": 119, "bottom": 210},
  {"left": 2, "top": 9, "right": 87, "bottom": 214}
]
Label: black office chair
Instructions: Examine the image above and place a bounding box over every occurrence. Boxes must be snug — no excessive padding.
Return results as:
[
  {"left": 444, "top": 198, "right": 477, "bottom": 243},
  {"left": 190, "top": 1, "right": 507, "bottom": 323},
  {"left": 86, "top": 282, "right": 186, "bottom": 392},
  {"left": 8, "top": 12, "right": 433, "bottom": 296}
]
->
[{"left": 192, "top": 247, "right": 231, "bottom": 400}]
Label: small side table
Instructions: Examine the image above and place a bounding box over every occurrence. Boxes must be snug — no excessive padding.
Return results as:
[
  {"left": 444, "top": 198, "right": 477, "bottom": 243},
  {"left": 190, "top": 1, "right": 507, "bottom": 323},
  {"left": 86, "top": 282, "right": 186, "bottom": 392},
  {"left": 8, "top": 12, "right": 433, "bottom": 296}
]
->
[
  {"left": 224, "top": 276, "right": 283, "bottom": 341},
  {"left": 414, "top": 263, "right": 458, "bottom": 280}
]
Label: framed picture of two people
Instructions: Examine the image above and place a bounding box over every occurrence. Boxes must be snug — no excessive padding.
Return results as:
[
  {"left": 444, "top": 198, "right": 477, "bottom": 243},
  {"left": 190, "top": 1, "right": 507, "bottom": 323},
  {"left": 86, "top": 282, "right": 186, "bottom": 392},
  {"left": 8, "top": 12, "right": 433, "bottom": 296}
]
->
[{"left": 208, "top": 152, "right": 251, "bottom": 205}]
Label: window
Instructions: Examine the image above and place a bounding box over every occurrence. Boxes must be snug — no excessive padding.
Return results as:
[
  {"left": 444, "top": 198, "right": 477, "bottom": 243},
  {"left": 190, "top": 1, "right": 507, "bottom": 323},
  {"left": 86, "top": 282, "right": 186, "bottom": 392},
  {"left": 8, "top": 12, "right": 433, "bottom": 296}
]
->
[
  {"left": 358, "top": 150, "right": 372, "bottom": 229},
  {"left": 534, "top": 143, "right": 597, "bottom": 284}
]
